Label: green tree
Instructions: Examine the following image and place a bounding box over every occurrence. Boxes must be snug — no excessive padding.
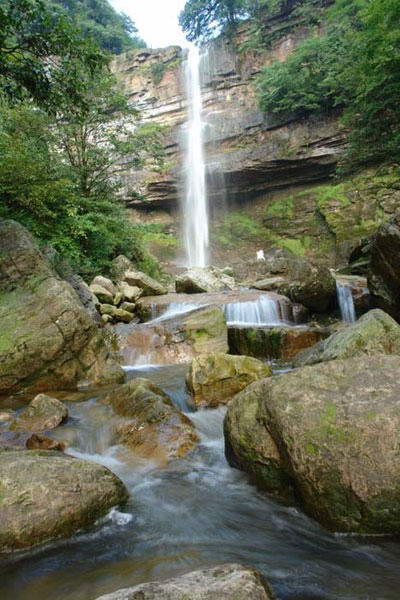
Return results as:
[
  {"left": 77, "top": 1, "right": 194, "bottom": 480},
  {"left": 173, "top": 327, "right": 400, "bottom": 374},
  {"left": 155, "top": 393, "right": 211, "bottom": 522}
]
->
[
  {"left": 179, "top": 0, "right": 248, "bottom": 43},
  {"left": 0, "top": 0, "right": 106, "bottom": 109},
  {"left": 47, "top": 0, "right": 146, "bottom": 54}
]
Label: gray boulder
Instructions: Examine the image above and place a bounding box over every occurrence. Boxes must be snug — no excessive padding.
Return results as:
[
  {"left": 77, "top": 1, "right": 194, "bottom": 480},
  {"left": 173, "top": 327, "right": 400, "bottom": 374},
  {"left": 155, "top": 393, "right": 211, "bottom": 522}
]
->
[
  {"left": 225, "top": 355, "right": 400, "bottom": 533},
  {"left": 11, "top": 394, "right": 68, "bottom": 432},
  {"left": 294, "top": 309, "right": 400, "bottom": 366},
  {"left": 0, "top": 450, "right": 128, "bottom": 552},
  {"left": 0, "top": 220, "right": 124, "bottom": 394},
  {"left": 95, "top": 563, "right": 275, "bottom": 599}
]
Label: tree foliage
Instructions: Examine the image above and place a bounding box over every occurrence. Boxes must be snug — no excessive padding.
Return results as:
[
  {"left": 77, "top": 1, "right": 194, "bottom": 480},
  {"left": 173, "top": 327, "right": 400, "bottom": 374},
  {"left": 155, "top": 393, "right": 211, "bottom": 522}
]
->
[
  {"left": 257, "top": 0, "right": 400, "bottom": 167},
  {"left": 179, "top": 0, "right": 248, "bottom": 43},
  {"left": 47, "top": 0, "right": 146, "bottom": 54}
]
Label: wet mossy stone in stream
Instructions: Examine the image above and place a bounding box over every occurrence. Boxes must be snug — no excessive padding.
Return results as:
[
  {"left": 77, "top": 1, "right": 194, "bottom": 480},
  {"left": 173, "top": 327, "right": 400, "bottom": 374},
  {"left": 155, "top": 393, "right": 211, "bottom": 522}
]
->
[
  {"left": 225, "top": 355, "right": 400, "bottom": 534},
  {"left": 187, "top": 352, "right": 271, "bottom": 409},
  {"left": 94, "top": 563, "right": 276, "bottom": 599},
  {"left": 102, "top": 379, "right": 199, "bottom": 463},
  {"left": 294, "top": 309, "right": 400, "bottom": 367},
  {"left": 10, "top": 393, "right": 68, "bottom": 432},
  {"left": 0, "top": 450, "right": 128, "bottom": 553}
]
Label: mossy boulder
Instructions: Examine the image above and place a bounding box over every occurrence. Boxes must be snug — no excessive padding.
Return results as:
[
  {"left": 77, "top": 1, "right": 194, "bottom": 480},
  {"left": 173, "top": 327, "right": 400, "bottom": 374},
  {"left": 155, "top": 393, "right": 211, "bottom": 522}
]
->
[
  {"left": 99, "top": 304, "right": 134, "bottom": 323},
  {"left": 95, "top": 563, "right": 275, "bottom": 600},
  {"left": 368, "top": 213, "right": 400, "bottom": 321},
  {"left": 294, "top": 309, "right": 400, "bottom": 367},
  {"left": 0, "top": 450, "right": 128, "bottom": 552},
  {"left": 123, "top": 270, "right": 166, "bottom": 296},
  {"left": 225, "top": 355, "right": 400, "bottom": 533},
  {"left": 175, "top": 267, "right": 229, "bottom": 293},
  {"left": 281, "top": 256, "right": 336, "bottom": 313},
  {"left": 187, "top": 352, "right": 271, "bottom": 409},
  {"left": 10, "top": 394, "right": 68, "bottom": 432},
  {"left": 102, "top": 379, "right": 199, "bottom": 463},
  {"left": 0, "top": 220, "right": 124, "bottom": 393},
  {"left": 228, "top": 325, "right": 329, "bottom": 360}
]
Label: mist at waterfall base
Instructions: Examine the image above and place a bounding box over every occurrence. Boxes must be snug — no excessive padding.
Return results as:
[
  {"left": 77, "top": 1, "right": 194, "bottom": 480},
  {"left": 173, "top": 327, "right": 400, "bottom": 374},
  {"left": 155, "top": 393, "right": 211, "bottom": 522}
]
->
[
  {"left": 182, "top": 46, "right": 209, "bottom": 268},
  {"left": 2, "top": 364, "right": 400, "bottom": 600}
]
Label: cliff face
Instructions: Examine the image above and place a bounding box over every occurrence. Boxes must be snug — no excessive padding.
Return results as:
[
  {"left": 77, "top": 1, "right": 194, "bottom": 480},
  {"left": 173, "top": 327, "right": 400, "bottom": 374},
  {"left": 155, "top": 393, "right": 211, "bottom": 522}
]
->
[{"left": 111, "top": 27, "right": 345, "bottom": 211}]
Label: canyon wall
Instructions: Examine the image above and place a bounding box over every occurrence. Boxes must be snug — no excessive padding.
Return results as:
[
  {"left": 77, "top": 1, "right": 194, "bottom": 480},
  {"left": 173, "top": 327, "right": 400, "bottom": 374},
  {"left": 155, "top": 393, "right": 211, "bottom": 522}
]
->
[{"left": 111, "top": 23, "right": 399, "bottom": 269}]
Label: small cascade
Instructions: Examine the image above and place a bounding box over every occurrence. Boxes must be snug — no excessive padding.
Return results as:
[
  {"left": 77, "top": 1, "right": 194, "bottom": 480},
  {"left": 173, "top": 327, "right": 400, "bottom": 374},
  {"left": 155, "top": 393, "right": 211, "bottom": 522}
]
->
[
  {"left": 223, "top": 295, "right": 291, "bottom": 327},
  {"left": 150, "top": 302, "right": 200, "bottom": 322},
  {"left": 182, "top": 45, "right": 209, "bottom": 267},
  {"left": 336, "top": 282, "right": 356, "bottom": 323}
]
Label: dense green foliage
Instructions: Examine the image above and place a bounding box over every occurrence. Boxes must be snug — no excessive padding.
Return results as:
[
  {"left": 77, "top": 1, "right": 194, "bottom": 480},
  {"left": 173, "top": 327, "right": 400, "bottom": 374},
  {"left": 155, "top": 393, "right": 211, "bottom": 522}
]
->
[
  {"left": 257, "top": 0, "right": 400, "bottom": 167},
  {"left": 0, "top": 0, "right": 163, "bottom": 278},
  {"left": 179, "top": 0, "right": 308, "bottom": 43},
  {"left": 0, "top": 0, "right": 106, "bottom": 110},
  {"left": 47, "top": 0, "right": 146, "bottom": 54}
]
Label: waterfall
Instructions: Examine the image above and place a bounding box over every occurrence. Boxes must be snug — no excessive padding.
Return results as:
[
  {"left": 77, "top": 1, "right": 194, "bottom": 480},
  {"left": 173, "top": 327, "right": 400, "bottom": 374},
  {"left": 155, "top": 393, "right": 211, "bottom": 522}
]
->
[
  {"left": 336, "top": 282, "right": 356, "bottom": 323},
  {"left": 223, "top": 295, "right": 291, "bottom": 327},
  {"left": 182, "top": 46, "right": 209, "bottom": 267}
]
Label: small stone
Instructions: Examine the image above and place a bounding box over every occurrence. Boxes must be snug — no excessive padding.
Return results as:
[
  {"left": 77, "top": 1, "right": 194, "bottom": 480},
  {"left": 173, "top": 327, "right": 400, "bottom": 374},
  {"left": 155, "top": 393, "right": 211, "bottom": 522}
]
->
[
  {"left": 90, "top": 276, "right": 116, "bottom": 296},
  {"left": 118, "top": 282, "right": 142, "bottom": 302},
  {"left": 26, "top": 433, "right": 66, "bottom": 451},
  {"left": 11, "top": 394, "right": 68, "bottom": 432},
  {"left": 89, "top": 283, "right": 114, "bottom": 305},
  {"left": 113, "top": 291, "right": 123, "bottom": 306}
]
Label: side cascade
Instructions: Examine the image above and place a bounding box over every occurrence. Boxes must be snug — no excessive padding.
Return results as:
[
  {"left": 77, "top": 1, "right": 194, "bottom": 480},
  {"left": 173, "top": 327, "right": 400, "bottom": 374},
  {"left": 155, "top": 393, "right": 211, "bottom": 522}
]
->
[
  {"left": 182, "top": 45, "right": 209, "bottom": 268},
  {"left": 336, "top": 282, "right": 356, "bottom": 323}
]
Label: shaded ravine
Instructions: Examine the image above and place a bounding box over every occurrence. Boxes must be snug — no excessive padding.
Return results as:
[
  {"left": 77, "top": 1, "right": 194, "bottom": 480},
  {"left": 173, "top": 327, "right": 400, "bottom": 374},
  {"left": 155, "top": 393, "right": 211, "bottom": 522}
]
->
[{"left": 1, "top": 365, "right": 400, "bottom": 600}]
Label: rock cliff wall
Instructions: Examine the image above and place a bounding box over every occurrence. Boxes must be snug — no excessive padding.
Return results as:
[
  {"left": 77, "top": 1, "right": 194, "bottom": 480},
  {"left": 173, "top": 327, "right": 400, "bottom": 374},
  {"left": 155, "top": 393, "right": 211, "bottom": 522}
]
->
[{"left": 111, "top": 25, "right": 345, "bottom": 212}]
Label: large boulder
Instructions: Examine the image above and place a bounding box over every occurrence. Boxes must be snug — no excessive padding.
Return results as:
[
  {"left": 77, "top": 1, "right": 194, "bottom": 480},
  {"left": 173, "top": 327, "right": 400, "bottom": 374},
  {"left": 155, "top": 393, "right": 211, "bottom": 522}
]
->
[
  {"left": 225, "top": 355, "right": 400, "bottom": 533},
  {"left": 368, "top": 213, "right": 400, "bottom": 321},
  {"left": 294, "top": 309, "right": 400, "bottom": 367},
  {"left": 89, "top": 283, "right": 115, "bottom": 305},
  {"left": 247, "top": 249, "right": 336, "bottom": 313},
  {"left": 0, "top": 220, "right": 124, "bottom": 393},
  {"left": 123, "top": 271, "right": 166, "bottom": 296},
  {"left": 118, "top": 306, "right": 228, "bottom": 365},
  {"left": 95, "top": 563, "right": 275, "bottom": 600},
  {"left": 175, "top": 267, "right": 229, "bottom": 294},
  {"left": 11, "top": 394, "right": 68, "bottom": 432},
  {"left": 187, "top": 353, "right": 271, "bottom": 409},
  {"left": 90, "top": 276, "right": 117, "bottom": 297},
  {"left": 0, "top": 450, "right": 128, "bottom": 552},
  {"left": 228, "top": 325, "right": 329, "bottom": 360},
  {"left": 102, "top": 379, "right": 199, "bottom": 463}
]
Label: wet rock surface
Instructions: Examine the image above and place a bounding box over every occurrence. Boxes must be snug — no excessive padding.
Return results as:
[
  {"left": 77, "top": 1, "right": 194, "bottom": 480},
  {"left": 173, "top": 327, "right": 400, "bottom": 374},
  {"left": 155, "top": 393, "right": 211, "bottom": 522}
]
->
[
  {"left": 187, "top": 352, "right": 271, "bottom": 409},
  {"left": 294, "top": 309, "right": 400, "bottom": 366},
  {"left": 102, "top": 379, "right": 199, "bottom": 463},
  {"left": 117, "top": 305, "right": 228, "bottom": 365},
  {"left": 228, "top": 325, "right": 329, "bottom": 360},
  {"left": 0, "top": 220, "right": 124, "bottom": 394},
  {"left": 95, "top": 563, "right": 275, "bottom": 600},
  {"left": 368, "top": 213, "right": 400, "bottom": 321},
  {"left": 0, "top": 450, "right": 128, "bottom": 552},
  {"left": 10, "top": 394, "right": 68, "bottom": 432},
  {"left": 225, "top": 355, "right": 400, "bottom": 533}
]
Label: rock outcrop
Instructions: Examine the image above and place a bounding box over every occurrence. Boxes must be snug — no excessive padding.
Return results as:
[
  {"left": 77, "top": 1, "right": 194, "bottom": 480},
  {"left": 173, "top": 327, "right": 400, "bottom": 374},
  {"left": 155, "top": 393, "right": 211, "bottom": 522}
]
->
[
  {"left": 95, "top": 563, "right": 275, "bottom": 600},
  {"left": 187, "top": 353, "right": 271, "bottom": 409},
  {"left": 118, "top": 306, "right": 228, "bottom": 365},
  {"left": 0, "top": 450, "right": 128, "bottom": 552},
  {"left": 225, "top": 355, "right": 400, "bottom": 533},
  {"left": 368, "top": 213, "right": 400, "bottom": 322},
  {"left": 294, "top": 309, "right": 400, "bottom": 366},
  {"left": 228, "top": 325, "right": 329, "bottom": 360},
  {"left": 102, "top": 379, "right": 199, "bottom": 463},
  {"left": 0, "top": 220, "right": 124, "bottom": 393}
]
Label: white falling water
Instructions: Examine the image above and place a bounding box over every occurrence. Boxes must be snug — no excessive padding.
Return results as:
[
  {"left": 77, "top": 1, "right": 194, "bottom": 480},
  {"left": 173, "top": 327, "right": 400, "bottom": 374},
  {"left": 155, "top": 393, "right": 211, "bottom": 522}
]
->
[
  {"left": 336, "top": 282, "right": 356, "bottom": 323},
  {"left": 183, "top": 46, "right": 209, "bottom": 267},
  {"left": 223, "top": 295, "right": 291, "bottom": 327}
]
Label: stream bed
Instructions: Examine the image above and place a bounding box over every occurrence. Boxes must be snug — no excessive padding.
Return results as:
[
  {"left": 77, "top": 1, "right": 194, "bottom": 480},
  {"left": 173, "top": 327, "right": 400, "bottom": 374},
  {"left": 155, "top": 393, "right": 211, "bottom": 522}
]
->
[{"left": 1, "top": 364, "right": 400, "bottom": 600}]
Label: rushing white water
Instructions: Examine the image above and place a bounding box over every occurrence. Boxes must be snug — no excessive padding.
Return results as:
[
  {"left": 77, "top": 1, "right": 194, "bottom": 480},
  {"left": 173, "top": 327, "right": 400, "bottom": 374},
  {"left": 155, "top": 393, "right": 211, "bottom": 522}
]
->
[
  {"left": 150, "top": 302, "right": 200, "bottom": 322},
  {"left": 223, "top": 295, "right": 292, "bottom": 327},
  {"left": 336, "top": 282, "right": 356, "bottom": 323},
  {"left": 183, "top": 46, "right": 209, "bottom": 267}
]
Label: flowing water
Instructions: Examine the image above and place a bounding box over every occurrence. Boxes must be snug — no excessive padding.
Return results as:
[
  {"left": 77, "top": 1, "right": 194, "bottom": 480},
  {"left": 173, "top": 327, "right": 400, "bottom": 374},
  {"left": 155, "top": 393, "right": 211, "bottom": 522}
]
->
[
  {"left": 336, "top": 282, "right": 356, "bottom": 323},
  {"left": 223, "top": 295, "right": 293, "bottom": 327},
  {"left": 182, "top": 46, "right": 209, "bottom": 268},
  {"left": 2, "top": 364, "right": 400, "bottom": 600}
]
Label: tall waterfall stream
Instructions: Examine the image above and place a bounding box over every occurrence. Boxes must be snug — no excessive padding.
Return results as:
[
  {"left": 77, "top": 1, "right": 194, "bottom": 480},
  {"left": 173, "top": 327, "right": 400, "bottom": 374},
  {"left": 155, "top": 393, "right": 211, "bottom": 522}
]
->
[
  {"left": 182, "top": 46, "right": 209, "bottom": 268},
  {"left": 2, "top": 364, "right": 400, "bottom": 600}
]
